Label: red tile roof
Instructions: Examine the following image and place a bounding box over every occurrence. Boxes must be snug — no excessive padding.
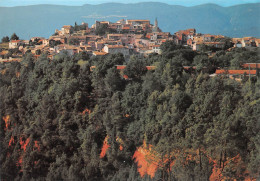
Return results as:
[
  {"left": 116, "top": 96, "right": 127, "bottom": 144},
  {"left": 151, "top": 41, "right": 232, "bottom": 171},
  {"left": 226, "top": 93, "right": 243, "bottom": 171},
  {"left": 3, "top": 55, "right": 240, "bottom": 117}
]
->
[
  {"left": 123, "top": 75, "right": 129, "bottom": 79},
  {"left": 0, "top": 59, "right": 22, "bottom": 62},
  {"left": 107, "top": 45, "right": 125, "bottom": 49},
  {"left": 203, "top": 34, "right": 213, "bottom": 37},
  {"left": 93, "top": 51, "right": 108, "bottom": 56},
  {"left": 215, "top": 70, "right": 257, "bottom": 75},
  {"left": 62, "top": 25, "right": 72, "bottom": 29},
  {"left": 146, "top": 66, "right": 156, "bottom": 70},
  {"left": 116, "top": 65, "right": 126, "bottom": 70},
  {"left": 0, "top": 51, "right": 8, "bottom": 55},
  {"left": 116, "top": 65, "right": 156, "bottom": 70},
  {"left": 10, "top": 40, "right": 21, "bottom": 43},
  {"left": 108, "top": 34, "right": 123, "bottom": 36},
  {"left": 90, "top": 66, "right": 96, "bottom": 71},
  {"left": 127, "top": 20, "right": 150, "bottom": 22},
  {"left": 243, "top": 37, "right": 254, "bottom": 41},
  {"left": 243, "top": 63, "right": 260, "bottom": 69},
  {"left": 183, "top": 66, "right": 196, "bottom": 70}
]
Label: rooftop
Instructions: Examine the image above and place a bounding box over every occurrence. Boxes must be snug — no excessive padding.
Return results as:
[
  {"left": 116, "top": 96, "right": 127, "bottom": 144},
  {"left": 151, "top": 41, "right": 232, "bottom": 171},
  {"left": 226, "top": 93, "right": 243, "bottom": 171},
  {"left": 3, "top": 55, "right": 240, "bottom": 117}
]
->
[
  {"left": 10, "top": 40, "right": 21, "bottom": 43},
  {"left": 62, "top": 25, "right": 72, "bottom": 29},
  {"left": 127, "top": 20, "right": 150, "bottom": 22},
  {"left": 215, "top": 70, "right": 257, "bottom": 75},
  {"left": 243, "top": 63, "right": 260, "bottom": 69},
  {"left": 106, "top": 45, "right": 126, "bottom": 49},
  {"left": 93, "top": 51, "right": 108, "bottom": 56}
]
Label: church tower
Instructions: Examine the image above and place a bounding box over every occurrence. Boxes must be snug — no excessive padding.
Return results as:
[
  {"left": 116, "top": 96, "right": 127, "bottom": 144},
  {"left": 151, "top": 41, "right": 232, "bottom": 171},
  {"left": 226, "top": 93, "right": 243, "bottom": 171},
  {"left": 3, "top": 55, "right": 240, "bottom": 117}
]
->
[
  {"left": 154, "top": 17, "right": 158, "bottom": 28},
  {"left": 153, "top": 17, "right": 161, "bottom": 32}
]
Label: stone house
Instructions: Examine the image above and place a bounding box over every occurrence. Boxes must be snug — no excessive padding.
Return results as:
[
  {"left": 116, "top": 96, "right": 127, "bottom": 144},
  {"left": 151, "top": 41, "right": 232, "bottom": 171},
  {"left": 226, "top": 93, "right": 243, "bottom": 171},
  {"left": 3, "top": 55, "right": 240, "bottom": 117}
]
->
[
  {"left": 9, "top": 40, "right": 21, "bottom": 49},
  {"left": 103, "top": 44, "right": 130, "bottom": 57}
]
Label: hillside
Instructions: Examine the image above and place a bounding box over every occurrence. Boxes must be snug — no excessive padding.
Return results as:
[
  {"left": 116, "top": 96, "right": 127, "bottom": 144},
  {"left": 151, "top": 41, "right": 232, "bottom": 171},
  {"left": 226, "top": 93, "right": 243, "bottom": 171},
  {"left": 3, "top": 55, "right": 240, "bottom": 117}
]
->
[
  {"left": 0, "top": 2, "right": 259, "bottom": 39},
  {"left": 1, "top": 41, "right": 259, "bottom": 180}
]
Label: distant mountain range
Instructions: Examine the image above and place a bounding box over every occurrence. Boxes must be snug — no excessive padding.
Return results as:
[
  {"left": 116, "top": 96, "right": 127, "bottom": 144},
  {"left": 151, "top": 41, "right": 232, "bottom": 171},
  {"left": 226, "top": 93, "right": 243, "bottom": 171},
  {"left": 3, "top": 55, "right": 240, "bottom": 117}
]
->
[
  {"left": 1, "top": 0, "right": 260, "bottom": 7},
  {"left": 0, "top": 2, "right": 259, "bottom": 39}
]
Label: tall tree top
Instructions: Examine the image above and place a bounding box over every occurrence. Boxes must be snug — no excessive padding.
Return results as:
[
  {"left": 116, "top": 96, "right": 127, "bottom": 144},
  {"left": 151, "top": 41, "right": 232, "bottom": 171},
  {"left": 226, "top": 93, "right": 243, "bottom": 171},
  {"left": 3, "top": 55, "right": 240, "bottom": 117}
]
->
[{"left": 11, "top": 33, "right": 19, "bottom": 40}]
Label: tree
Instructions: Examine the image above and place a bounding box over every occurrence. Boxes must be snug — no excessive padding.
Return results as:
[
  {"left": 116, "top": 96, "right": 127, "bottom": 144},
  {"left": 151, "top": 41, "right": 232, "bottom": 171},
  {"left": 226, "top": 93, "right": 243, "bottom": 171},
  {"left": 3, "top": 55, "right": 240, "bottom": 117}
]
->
[
  {"left": 142, "top": 71, "right": 162, "bottom": 94},
  {"left": 95, "top": 23, "right": 116, "bottom": 35},
  {"left": 35, "top": 49, "right": 41, "bottom": 55},
  {"left": 104, "top": 67, "right": 125, "bottom": 92},
  {"left": 0, "top": 47, "right": 259, "bottom": 180},
  {"left": 160, "top": 40, "right": 186, "bottom": 55},
  {"left": 49, "top": 40, "right": 62, "bottom": 48},
  {"left": 193, "top": 54, "right": 211, "bottom": 71},
  {"left": 74, "top": 22, "right": 80, "bottom": 32},
  {"left": 10, "top": 33, "right": 19, "bottom": 40},
  {"left": 124, "top": 57, "right": 147, "bottom": 81},
  {"left": 215, "top": 37, "right": 234, "bottom": 50},
  {"left": 1, "top": 36, "right": 9, "bottom": 43}
]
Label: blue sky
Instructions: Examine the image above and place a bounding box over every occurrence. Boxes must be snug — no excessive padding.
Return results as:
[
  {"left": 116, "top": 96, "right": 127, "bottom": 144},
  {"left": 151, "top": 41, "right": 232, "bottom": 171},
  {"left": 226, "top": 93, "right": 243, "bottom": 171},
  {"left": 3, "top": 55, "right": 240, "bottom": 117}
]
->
[{"left": 0, "top": 0, "right": 259, "bottom": 7}]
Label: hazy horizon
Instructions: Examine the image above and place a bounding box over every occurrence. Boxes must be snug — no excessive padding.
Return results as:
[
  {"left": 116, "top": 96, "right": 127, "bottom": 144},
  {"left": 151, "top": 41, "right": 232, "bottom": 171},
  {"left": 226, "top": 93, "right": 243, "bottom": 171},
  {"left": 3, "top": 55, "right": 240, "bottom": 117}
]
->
[{"left": 0, "top": 0, "right": 259, "bottom": 7}]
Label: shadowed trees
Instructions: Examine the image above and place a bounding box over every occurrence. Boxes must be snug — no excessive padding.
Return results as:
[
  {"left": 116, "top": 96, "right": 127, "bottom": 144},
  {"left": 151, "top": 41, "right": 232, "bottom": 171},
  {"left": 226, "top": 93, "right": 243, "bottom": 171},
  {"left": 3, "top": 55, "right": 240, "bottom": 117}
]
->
[{"left": 0, "top": 41, "right": 259, "bottom": 180}]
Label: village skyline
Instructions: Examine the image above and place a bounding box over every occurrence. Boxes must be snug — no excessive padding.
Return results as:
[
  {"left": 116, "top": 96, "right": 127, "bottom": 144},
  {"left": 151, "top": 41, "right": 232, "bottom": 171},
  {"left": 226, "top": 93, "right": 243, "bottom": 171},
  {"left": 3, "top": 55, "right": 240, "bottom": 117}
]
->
[
  {"left": 1, "top": 18, "right": 259, "bottom": 64},
  {"left": 1, "top": 2, "right": 259, "bottom": 40}
]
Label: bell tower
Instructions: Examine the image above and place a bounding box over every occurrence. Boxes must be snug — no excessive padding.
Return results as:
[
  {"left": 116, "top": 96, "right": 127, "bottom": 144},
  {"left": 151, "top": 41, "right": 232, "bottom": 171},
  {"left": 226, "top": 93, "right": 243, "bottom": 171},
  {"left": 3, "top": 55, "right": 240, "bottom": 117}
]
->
[
  {"left": 154, "top": 17, "right": 158, "bottom": 28},
  {"left": 153, "top": 17, "right": 160, "bottom": 32}
]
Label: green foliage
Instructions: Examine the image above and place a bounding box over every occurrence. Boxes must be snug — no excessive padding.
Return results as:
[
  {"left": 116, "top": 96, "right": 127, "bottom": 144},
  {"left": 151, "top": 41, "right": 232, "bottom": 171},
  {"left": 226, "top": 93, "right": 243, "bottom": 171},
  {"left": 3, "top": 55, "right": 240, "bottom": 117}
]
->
[
  {"left": 73, "top": 22, "right": 87, "bottom": 32},
  {"left": 160, "top": 40, "right": 188, "bottom": 58},
  {"left": 0, "top": 45, "right": 259, "bottom": 181},
  {"left": 1, "top": 36, "right": 9, "bottom": 43},
  {"left": 216, "top": 37, "right": 234, "bottom": 50},
  {"left": 49, "top": 40, "right": 62, "bottom": 48},
  {"left": 193, "top": 54, "right": 210, "bottom": 71},
  {"left": 104, "top": 67, "right": 125, "bottom": 92},
  {"left": 124, "top": 57, "right": 147, "bottom": 81},
  {"left": 200, "top": 44, "right": 219, "bottom": 52},
  {"left": 212, "top": 48, "right": 260, "bottom": 69},
  {"left": 95, "top": 23, "right": 116, "bottom": 36},
  {"left": 10, "top": 33, "right": 19, "bottom": 40}
]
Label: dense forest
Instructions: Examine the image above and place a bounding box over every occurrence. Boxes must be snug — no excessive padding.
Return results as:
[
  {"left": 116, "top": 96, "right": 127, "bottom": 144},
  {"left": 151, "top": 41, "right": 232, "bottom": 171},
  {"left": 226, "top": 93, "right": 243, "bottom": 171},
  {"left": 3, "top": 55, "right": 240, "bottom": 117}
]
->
[{"left": 0, "top": 42, "right": 259, "bottom": 180}]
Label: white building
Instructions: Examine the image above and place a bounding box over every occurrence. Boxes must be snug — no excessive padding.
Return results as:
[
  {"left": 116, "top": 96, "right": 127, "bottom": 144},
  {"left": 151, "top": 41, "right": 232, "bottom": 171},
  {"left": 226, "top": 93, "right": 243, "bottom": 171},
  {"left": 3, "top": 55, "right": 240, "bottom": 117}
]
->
[
  {"left": 152, "top": 45, "right": 161, "bottom": 54},
  {"left": 103, "top": 45, "right": 130, "bottom": 57},
  {"left": 9, "top": 40, "right": 21, "bottom": 49}
]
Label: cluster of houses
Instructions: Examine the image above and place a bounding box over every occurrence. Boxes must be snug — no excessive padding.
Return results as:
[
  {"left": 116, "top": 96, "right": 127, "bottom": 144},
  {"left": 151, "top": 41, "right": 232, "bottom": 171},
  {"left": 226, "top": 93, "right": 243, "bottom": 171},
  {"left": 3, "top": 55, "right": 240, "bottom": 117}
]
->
[
  {"left": 232, "top": 37, "right": 260, "bottom": 48},
  {"left": 0, "top": 19, "right": 259, "bottom": 64},
  {"left": 2, "top": 19, "right": 169, "bottom": 61},
  {"left": 174, "top": 28, "right": 260, "bottom": 51},
  {"left": 174, "top": 28, "right": 227, "bottom": 51}
]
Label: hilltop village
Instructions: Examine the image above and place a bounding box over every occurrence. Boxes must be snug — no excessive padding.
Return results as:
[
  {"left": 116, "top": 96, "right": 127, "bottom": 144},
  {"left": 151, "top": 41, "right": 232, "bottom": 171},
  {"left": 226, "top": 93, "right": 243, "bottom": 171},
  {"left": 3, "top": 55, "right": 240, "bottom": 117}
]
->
[
  {"left": 1, "top": 19, "right": 259, "bottom": 80},
  {"left": 1, "top": 19, "right": 260, "bottom": 62}
]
